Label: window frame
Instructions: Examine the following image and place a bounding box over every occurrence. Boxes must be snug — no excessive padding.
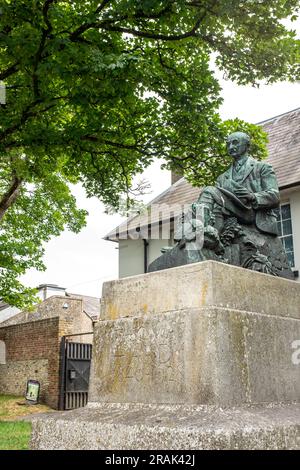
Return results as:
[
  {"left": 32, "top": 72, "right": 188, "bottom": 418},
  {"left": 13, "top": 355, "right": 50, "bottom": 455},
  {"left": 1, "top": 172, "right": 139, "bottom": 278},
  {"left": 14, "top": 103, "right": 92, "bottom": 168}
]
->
[{"left": 275, "top": 202, "right": 295, "bottom": 268}]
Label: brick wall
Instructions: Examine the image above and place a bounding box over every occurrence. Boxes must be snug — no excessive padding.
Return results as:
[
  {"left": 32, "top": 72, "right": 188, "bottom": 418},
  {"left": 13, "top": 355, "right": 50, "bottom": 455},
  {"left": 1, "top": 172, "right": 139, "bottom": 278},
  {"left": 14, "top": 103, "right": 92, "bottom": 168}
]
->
[
  {"left": 0, "top": 296, "right": 95, "bottom": 409},
  {"left": 0, "top": 317, "right": 61, "bottom": 409}
]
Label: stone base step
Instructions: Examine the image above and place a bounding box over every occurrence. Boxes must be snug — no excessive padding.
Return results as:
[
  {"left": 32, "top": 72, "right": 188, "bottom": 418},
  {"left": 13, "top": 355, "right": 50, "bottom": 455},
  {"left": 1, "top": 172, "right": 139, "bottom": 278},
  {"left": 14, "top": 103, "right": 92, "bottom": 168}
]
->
[{"left": 30, "top": 402, "right": 300, "bottom": 450}]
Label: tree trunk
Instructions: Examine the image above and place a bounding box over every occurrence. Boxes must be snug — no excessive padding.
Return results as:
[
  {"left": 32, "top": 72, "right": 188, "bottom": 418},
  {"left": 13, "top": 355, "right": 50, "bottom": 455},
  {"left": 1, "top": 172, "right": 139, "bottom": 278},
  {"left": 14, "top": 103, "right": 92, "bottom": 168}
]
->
[{"left": 0, "top": 176, "right": 23, "bottom": 222}]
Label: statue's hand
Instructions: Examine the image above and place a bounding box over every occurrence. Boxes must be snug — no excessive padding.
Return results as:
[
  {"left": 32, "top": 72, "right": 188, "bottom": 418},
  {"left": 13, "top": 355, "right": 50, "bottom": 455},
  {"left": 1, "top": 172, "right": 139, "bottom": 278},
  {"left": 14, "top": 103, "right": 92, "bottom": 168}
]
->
[{"left": 234, "top": 187, "right": 255, "bottom": 203}]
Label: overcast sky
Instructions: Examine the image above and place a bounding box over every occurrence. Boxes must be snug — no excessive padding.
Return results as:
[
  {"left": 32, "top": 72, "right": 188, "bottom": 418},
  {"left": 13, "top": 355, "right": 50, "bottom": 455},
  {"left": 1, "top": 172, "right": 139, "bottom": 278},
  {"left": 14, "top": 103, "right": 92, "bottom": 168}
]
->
[{"left": 20, "top": 20, "right": 300, "bottom": 298}]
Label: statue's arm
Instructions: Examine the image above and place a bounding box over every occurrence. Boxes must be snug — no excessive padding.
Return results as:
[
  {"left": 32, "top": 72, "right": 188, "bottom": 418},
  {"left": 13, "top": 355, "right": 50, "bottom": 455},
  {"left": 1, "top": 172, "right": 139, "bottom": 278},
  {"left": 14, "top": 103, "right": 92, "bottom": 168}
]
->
[{"left": 252, "top": 163, "right": 280, "bottom": 209}]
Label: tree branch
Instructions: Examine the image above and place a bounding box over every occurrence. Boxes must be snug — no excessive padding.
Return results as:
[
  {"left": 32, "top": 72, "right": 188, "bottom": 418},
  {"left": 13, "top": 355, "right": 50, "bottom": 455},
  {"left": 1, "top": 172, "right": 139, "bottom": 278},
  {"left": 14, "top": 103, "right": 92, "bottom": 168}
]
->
[
  {"left": 32, "top": 0, "right": 55, "bottom": 98},
  {"left": 79, "top": 135, "right": 153, "bottom": 155},
  {"left": 69, "top": 0, "right": 112, "bottom": 40},
  {"left": 95, "top": 0, "right": 112, "bottom": 15},
  {"left": 99, "top": 14, "right": 205, "bottom": 41},
  {"left": 0, "top": 62, "right": 19, "bottom": 81},
  {"left": 0, "top": 99, "right": 59, "bottom": 141},
  {"left": 0, "top": 176, "right": 23, "bottom": 222},
  {"left": 156, "top": 43, "right": 186, "bottom": 79},
  {"left": 70, "top": 2, "right": 179, "bottom": 41}
]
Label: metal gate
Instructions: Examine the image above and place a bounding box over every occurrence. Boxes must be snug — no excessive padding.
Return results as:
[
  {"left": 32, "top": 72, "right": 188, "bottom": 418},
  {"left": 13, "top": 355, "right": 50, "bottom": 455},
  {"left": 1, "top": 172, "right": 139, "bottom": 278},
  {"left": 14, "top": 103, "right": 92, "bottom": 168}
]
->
[{"left": 59, "top": 333, "right": 93, "bottom": 410}]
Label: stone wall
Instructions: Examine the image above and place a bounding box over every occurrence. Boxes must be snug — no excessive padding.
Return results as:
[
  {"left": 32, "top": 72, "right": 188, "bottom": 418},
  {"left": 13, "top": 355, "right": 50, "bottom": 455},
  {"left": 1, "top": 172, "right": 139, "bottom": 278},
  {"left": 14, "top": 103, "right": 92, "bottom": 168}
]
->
[
  {"left": 0, "top": 317, "right": 61, "bottom": 408},
  {"left": 1, "top": 296, "right": 91, "bottom": 333},
  {"left": 0, "top": 359, "right": 48, "bottom": 400},
  {"left": 0, "top": 296, "right": 94, "bottom": 408}
]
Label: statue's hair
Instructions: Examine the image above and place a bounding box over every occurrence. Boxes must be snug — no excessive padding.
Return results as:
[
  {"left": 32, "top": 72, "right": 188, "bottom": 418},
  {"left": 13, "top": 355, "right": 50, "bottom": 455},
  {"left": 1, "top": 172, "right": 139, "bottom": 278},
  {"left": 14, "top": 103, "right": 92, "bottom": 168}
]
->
[{"left": 227, "top": 131, "right": 250, "bottom": 146}]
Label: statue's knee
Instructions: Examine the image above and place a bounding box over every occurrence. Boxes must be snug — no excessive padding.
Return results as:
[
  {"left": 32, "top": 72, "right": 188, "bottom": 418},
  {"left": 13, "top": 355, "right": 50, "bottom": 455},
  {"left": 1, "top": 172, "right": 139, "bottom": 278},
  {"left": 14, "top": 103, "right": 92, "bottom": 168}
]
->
[
  {"left": 198, "top": 186, "right": 215, "bottom": 201},
  {"left": 201, "top": 186, "right": 215, "bottom": 194}
]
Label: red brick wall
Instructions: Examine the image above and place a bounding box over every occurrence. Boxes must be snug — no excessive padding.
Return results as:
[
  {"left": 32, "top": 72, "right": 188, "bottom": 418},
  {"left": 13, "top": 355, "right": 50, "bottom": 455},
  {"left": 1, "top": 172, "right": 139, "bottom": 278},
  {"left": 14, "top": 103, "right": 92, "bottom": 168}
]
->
[{"left": 0, "top": 317, "right": 61, "bottom": 409}]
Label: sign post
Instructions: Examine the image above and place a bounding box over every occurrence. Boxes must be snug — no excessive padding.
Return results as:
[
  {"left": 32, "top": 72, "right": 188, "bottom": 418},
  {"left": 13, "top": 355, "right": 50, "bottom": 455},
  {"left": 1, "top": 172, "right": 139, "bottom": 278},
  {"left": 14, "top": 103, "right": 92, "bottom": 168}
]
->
[{"left": 25, "top": 380, "right": 40, "bottom": 405}]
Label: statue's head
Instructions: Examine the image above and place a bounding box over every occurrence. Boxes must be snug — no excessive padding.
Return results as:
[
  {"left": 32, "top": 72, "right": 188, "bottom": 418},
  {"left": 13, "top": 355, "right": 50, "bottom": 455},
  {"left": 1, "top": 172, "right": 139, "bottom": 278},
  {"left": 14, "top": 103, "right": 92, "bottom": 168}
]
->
[{"left": 226, "top": 131, "right": 250, "bottom": 159}]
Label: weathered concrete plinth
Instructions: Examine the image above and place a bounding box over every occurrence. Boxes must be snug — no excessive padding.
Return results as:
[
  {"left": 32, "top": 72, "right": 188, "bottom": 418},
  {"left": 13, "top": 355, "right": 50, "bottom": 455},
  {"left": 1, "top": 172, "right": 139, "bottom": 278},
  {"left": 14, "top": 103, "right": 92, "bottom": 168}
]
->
[
  {"left": 31, "top": 402, "right": 300, "bottom": 450},
  {"left": 30, "top": 261, "right": 300, "bottom": 449}
]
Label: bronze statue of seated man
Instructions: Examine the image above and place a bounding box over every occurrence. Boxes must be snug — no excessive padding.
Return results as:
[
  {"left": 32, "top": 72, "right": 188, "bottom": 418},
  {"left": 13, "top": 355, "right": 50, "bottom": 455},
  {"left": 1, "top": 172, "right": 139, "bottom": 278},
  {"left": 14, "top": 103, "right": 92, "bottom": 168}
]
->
[
  {"left": 148, "top": 132, "right": 293, "bottom": 279},
  {"left": 196, "top": 131, "right": 279, "bottom": 236}
]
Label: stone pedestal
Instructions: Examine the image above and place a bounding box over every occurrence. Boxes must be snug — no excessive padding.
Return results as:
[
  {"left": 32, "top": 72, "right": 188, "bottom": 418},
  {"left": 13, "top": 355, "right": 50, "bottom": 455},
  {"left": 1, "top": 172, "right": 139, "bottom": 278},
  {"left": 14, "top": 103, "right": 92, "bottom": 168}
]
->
[
  {"left": 31, "top": 261, "right": 300, "bottom": 449},
  {"left": 90, "top": 261, "right": 300, "bottom": 407}
]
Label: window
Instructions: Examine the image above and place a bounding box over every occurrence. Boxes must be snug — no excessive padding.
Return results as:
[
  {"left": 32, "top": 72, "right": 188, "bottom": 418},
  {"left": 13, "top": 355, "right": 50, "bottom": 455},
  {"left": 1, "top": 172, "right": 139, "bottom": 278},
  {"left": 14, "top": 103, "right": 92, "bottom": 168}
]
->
[
  {"left": 274, "top": 203, "right": 295, "bottom": 268},
  {"left": 0, "top": 340, "right": 6, "bottom": 364}
]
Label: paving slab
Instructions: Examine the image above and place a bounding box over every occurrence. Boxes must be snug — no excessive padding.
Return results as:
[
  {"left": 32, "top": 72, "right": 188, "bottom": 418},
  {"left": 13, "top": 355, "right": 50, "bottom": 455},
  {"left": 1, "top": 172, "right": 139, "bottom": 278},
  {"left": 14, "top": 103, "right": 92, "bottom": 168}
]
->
[{"left": 30, "top": 402, "right": 300, "bottom": 450}]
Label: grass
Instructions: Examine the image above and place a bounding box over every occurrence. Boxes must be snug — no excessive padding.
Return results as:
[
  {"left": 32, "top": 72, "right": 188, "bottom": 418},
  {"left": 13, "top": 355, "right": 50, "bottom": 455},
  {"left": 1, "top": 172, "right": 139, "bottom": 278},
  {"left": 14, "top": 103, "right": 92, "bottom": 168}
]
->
[
  {"left": 0, "top": 395, "right": 53, "bottom": 450},
  {"left": 0, "top": 394, "right": 50, "bottom": 421},
  {"left": 0, "top": 421, "right": 32, "bottom": 450}
]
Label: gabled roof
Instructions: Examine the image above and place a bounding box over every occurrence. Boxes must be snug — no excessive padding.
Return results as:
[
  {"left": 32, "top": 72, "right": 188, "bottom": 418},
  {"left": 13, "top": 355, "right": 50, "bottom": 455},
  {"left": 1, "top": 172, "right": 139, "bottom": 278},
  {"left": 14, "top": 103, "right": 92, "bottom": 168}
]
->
[
  {"left": 66, "top": 293, "right": 100, "bottom": 320},
  {"left": 105, "top": 178, "right": 200, "bottom": 241},
  {"left": 258, "top": 107, "right": 300, "bottom": 189},
  {"left": 0, "top": 300, "right": 8, "bottom": 312},
  {"left": 0, "top": 292, "right": 100, "bottom": 326},
  {"left": 105, "top": 107, "right": 300, "bottom": 241}
]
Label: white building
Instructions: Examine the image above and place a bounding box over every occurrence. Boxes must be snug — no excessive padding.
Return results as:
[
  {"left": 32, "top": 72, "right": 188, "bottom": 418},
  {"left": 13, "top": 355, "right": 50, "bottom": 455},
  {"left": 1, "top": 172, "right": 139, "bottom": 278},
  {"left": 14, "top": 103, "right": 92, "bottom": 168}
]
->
[{"left": 105, "top": 107, "right": 300, "bottom": 280}]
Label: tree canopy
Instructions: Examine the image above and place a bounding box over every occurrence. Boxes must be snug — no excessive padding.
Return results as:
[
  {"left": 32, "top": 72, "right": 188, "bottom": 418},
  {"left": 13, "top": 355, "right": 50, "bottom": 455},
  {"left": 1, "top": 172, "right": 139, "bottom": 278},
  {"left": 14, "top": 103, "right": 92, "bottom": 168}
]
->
[{"left": 0, "top": 0, "right": 299, "bottom": 307}]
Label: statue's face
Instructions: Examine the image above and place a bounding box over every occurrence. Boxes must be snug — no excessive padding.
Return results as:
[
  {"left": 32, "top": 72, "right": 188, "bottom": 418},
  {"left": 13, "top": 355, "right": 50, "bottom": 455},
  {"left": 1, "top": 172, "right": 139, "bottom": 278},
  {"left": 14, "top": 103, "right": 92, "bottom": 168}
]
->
[{"left": 226, "top": 133, "right": 249, "bottom": 159}]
